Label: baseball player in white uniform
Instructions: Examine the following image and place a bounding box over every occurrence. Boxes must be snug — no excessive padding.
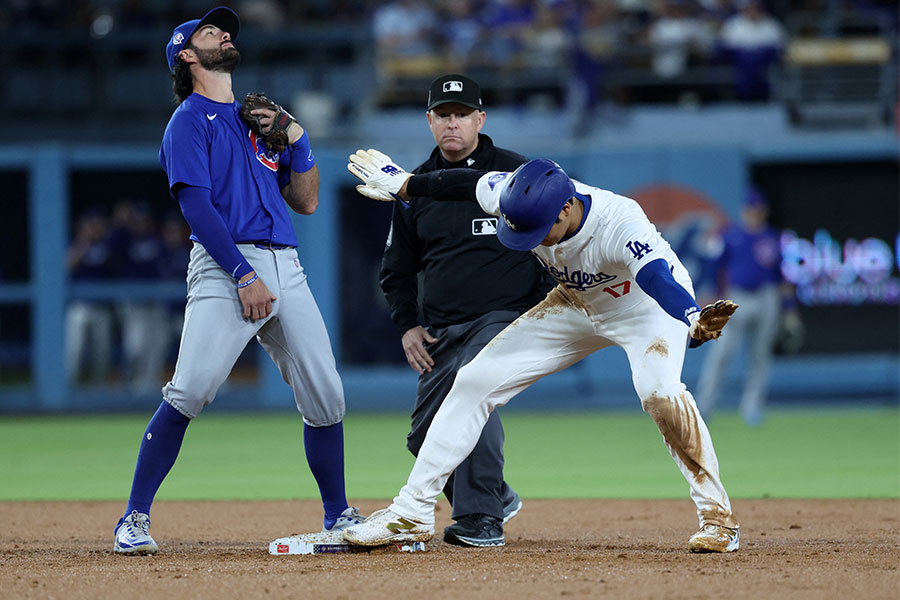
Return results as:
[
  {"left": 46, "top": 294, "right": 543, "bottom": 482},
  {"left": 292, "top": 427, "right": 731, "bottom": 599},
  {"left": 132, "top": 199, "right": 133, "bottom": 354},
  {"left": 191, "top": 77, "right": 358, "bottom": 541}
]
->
[{"left": 342, "top": 151, "right": 741, "bottom": 553}]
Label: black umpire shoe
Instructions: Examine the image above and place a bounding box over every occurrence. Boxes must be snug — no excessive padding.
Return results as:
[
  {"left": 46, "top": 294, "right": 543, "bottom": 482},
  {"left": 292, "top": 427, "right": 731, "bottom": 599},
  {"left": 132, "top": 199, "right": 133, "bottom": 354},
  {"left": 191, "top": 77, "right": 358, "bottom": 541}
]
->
[{"left": 443, "top": 514, "right": 505, "bottom": 547}]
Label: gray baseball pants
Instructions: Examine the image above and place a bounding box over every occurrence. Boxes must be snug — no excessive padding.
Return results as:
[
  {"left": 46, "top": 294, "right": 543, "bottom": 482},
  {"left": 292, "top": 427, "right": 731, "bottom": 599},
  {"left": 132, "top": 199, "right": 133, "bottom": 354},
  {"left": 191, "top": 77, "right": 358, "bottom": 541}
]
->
[
  {"left": 695, "top": 284, "right": 781, "bottom": 423},
  {"left": 162, "top": 243, "right": 345, "bottom": 425}
]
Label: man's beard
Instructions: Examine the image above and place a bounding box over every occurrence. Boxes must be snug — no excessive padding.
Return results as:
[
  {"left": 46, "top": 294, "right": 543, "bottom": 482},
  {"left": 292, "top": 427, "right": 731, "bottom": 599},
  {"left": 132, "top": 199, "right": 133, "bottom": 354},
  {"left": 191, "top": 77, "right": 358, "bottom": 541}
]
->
[{"left": 192, "top": 45, "right": 241, "bottom": 73}]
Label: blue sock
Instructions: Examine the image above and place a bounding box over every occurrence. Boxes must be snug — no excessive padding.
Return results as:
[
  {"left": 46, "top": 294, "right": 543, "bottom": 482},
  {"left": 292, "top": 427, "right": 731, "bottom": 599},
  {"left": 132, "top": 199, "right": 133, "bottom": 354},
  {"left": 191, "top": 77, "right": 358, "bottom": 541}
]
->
[
  {"left": 124, "top": 401, "right": 190, "bottom": 519},
  {"left": 303, "top": 422, "right": 348, "bottom": 528}
]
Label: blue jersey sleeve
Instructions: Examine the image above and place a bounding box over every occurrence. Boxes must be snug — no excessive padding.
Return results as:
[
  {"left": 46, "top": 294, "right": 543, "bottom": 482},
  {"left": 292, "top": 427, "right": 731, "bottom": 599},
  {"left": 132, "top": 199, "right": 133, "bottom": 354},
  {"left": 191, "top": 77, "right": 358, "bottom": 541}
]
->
[
  {"left": 635, "top": 258, "right": 700, "bottom": 325},
  {"left": 176, "top": 185, "right": 254, "bottom": 281},
  {"left": 160, "top": 107, "right": 212, "bottom": 193}
]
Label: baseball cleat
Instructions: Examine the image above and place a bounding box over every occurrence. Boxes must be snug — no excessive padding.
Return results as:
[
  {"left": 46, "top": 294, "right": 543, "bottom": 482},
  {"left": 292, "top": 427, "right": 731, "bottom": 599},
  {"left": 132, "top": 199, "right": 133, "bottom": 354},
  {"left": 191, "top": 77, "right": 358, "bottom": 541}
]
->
[
  {"left": 322, "top": 506, "right": 365, "bottom": 532},
  {"left": 689, "top": 524, "right": 740, "bottom": 553},
  {"left": 503, "top": 491, "right": 523, "bottom": 524},
  {"left": 113, "top": 510, "right": 158, "bottom": 555},
  {"left": 444, "top": 514, "right": 505, "bottom": 547},
  {"left": 342, "top": 508, "right": 434, "bottom": 546}
]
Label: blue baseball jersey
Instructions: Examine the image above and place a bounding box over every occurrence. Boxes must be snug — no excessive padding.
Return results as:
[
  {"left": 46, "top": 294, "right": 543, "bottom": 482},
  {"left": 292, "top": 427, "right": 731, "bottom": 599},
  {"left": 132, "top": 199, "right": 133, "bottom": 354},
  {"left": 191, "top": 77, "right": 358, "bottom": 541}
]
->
[
  {"left": 159, "top": 93, "right": 298, "bottom": 247},
  {"left": 718, "top": 224, "right": 781, "bottom": 291}
]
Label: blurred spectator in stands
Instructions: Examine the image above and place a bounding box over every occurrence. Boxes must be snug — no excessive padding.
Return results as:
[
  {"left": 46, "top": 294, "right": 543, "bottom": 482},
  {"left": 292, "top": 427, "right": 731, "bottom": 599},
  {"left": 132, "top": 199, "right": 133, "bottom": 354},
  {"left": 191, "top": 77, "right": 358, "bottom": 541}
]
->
[
  {"left": 647, "top": 0, "right": 715, "bottom": 79},
  {"left": 373, "top": 0, "right": 438, "bottom": 59},
  {"left": 479, "top": 0, "right": 536, "bottom": 66},
  {"left": 109, "top": 200, "right": 168, "bottom": 394},
  {"left": 302, "top": 0, "right": 371, "bottom": 24},
  {"left": 571, "top": 0, "right": 624, "bottom": 129},
  {"left": 696, "top": 0, "right": 736, "bottom": 22},
  {"left": 65, "top": 207, "right": 115, "bottom": 384},
  {"left": 694, "top": 187, "right": 802, "bottom": 427},
  {"left": 239, "top": 0, "right": 286, "bottom": 31},
  {"left": 522, "top": 4, "right": 568, "bottom": 69},
  {"left": 718, "top": 0, "right": 785, "bottom": 101},
  {"left": 159, "top": 212, "right": 192, "bottom": 371},
  {"left": 158, "top": 212, "right": 192, "bottom": 281},
  {"left": 440, "top": 0, "right": 483, "bottom": 66},
  {"left": 616, "top": 0, "right": 654, "bottom": 23}
]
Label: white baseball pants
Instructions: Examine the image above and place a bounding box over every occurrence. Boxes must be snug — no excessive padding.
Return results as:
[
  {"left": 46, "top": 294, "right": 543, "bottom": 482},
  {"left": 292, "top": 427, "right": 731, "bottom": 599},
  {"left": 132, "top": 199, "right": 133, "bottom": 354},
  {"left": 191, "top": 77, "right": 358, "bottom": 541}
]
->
[{"left": 391, "top": 285, "right": 738, "bottom": 529}]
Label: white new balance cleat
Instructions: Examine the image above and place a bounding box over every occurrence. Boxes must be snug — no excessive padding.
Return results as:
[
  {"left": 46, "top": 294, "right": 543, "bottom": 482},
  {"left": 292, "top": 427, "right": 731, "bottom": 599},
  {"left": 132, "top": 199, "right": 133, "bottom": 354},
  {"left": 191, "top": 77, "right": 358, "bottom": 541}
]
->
[
  {"left": 342, "top": 508, "right": 434, "bottom": 546},
  {"left": 322, "top": 506, "right": 365, "bottom": 532},
  {"left": 689, "top": 524, "right": 740, "bottom": 553},
  {"left": 114, "top": 510, "right": 159, "bottom": 555}
]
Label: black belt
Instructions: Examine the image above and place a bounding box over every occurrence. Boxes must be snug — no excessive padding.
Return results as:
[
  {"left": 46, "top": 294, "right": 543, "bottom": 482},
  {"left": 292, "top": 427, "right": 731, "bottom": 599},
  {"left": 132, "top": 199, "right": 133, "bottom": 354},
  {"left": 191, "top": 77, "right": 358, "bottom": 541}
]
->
[{"left": 244, "top": 241, "right": 294, "bottom": 250}]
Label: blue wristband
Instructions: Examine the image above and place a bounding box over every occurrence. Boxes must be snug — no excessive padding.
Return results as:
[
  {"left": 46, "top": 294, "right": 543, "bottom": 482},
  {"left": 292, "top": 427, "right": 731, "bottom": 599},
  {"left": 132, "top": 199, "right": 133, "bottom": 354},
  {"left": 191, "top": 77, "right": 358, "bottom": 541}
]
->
[
  {"left": 290, "top": 131, "right": 315, "bottom": 173},
  {"left": 236, "top": 273, "right": 258, "bottom": 289}
]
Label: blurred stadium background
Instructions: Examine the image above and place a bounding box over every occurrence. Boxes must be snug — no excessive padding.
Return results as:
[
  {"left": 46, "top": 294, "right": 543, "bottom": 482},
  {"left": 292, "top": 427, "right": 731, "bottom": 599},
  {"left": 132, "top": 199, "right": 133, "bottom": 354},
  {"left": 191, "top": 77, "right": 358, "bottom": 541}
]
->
[{"left": 0, "top": 0, "right": 897, "bottom": 417}]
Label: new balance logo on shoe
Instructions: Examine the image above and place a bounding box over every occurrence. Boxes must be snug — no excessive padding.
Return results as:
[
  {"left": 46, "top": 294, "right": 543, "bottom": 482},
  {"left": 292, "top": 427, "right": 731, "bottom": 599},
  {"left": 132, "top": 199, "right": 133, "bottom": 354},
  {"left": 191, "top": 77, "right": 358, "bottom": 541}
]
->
[
  {"left": 342, "top": 508, "right": 434, "bottom": 546},
  {"left": 386, "top": 516, "right": 421, "bottom": 534}
]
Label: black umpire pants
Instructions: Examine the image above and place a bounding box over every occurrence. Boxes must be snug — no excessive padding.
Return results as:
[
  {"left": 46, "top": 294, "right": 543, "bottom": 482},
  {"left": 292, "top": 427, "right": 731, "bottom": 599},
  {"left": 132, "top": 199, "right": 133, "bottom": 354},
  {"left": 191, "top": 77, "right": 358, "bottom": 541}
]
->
[{"left": 407, "top": 310, "right": 519, "bottom": 521}]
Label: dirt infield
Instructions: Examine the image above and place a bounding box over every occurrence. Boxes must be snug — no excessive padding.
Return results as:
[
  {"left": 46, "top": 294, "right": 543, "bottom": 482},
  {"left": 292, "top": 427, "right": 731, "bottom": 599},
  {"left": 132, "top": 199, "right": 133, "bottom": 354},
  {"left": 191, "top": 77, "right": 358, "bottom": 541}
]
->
[{"left": 1, "top": 499, "right": 897, "bottom": 599}]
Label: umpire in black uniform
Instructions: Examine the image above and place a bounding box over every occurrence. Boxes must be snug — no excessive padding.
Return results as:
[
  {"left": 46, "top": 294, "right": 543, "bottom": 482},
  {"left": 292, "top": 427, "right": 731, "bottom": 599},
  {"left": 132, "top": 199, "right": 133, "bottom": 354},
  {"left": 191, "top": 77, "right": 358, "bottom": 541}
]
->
[{"left": 380, "top": 74, "right": 552, "bottom": 547}]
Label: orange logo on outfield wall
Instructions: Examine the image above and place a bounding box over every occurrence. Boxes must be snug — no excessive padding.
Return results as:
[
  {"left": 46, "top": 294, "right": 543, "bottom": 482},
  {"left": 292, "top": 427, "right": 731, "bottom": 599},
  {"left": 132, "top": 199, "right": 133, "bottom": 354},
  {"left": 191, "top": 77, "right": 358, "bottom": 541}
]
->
[
  {"left": 626, "top": 183, "right": 726, "bottom": 229},
  {"left": 626, "top": 183, "right": 729, "bottom": 303}
]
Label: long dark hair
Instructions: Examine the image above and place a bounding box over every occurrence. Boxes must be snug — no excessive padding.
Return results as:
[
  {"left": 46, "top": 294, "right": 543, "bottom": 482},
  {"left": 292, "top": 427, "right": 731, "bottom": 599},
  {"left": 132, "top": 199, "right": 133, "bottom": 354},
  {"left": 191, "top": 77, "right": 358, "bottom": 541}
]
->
[{"left": 171, "top": 55, "right": 193, "bottom": 105}]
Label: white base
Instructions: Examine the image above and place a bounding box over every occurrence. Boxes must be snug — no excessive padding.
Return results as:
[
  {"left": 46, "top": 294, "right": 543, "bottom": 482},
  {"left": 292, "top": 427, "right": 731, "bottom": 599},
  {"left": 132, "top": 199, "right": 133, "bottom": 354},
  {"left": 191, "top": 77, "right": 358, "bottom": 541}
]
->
[
  {"left": 268, "top": 531, "right": 427, "bottom": 555},
  {"left": 269, "top": 531, "right": 356, "bottom": 555}
]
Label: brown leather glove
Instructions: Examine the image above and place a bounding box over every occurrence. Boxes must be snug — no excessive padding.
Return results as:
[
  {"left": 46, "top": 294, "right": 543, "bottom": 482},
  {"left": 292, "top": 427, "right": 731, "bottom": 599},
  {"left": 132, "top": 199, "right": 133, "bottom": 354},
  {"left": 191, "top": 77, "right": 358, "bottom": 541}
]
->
[
  {"left": 688, "top": 300, "right": 739, "bottom": 347},
  {"left": 239, "top": 93, "right": 296, "bottom": 154}
]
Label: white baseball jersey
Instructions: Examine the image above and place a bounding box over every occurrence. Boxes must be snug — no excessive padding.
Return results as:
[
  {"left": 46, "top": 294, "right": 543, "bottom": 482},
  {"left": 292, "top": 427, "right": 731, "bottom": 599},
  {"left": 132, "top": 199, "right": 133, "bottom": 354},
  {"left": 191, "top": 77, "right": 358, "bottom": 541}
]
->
[
  {"left": 388, "top": 171, "right": 737, "bottom": 533},
  {"left": 475, "top": 172, "right": 686, "bottom": 318}
]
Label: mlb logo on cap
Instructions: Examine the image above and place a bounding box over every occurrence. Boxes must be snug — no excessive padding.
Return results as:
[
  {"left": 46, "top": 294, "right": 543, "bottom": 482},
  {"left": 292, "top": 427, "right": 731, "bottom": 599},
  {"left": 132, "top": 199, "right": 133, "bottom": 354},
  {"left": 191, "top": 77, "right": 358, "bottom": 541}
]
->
[
  {"left": 427, "top": 74, "right": 483, "bottom": 111},
  {"left": 172, "top": 32, "right": 185, "bottom": 46}
]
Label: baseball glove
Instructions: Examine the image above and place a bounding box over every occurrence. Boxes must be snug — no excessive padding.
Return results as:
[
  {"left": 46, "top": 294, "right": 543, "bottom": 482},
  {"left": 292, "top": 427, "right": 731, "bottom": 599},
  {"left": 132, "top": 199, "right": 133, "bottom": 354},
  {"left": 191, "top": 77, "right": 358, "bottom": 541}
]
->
[
  {"left": 688, "top": 299, "right": 739, "bottom": 347},
  {"left": 239, "top": 93, "right": 296, "bottom": 154}
]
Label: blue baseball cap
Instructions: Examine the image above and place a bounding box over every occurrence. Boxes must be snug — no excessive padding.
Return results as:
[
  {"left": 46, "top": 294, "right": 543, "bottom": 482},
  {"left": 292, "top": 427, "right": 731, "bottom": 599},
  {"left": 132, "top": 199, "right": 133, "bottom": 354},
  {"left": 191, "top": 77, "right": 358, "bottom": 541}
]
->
[
  {"left": 497, "top": 159, "right": 576, "bottom": 251},
  {"left": 743, "top": 186, "right": 768, "bottom": 208},
  {"left": 165, "top": 6, "right": 240, "bottom": 73}
]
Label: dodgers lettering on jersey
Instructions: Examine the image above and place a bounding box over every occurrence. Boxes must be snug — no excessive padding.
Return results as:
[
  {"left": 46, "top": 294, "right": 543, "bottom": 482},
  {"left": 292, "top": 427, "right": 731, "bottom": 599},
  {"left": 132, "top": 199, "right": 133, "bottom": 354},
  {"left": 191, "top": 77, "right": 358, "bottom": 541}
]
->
[
  {"left": 159, "top": 93, "right": 298, "bottom": 246},
  {"left": 542, "top": 264, "right": 616, "bottom": 291},
  {"left": 475, "top": 172, "right": 689, "bottom": 318}
]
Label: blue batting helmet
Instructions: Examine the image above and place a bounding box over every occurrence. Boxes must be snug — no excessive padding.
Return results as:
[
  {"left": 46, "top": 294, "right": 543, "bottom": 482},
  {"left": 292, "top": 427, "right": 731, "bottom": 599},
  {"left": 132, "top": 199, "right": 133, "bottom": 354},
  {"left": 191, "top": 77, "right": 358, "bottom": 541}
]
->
[{"left": 497, "top": 159, "right": 575, "bottom": 251}]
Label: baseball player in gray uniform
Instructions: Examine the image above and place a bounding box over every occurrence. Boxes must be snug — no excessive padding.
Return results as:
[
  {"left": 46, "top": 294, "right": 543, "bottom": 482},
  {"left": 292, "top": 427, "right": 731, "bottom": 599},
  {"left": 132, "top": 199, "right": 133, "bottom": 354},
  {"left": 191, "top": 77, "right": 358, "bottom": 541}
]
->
[
  {"left": 113, "top": 6, "right": 360, "bottom": 555},
  {"left": 341, "top": 150, "right": 741, "bottom": 553}
]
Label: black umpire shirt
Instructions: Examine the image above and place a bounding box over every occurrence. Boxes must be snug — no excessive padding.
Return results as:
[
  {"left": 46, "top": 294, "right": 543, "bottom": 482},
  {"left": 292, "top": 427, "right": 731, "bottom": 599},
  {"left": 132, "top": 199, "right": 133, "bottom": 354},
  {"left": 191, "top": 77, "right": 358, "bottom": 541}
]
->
[{"left": 380, "top": 134, "right": 553, "bottom": 335}]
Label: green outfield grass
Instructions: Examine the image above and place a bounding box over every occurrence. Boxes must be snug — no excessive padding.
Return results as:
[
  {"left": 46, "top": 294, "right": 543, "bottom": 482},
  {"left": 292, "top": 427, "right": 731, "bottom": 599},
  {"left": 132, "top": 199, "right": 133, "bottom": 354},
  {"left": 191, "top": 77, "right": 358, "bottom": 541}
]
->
[{"left": 0, "top": 408, "right": 897, "bottom": 501}]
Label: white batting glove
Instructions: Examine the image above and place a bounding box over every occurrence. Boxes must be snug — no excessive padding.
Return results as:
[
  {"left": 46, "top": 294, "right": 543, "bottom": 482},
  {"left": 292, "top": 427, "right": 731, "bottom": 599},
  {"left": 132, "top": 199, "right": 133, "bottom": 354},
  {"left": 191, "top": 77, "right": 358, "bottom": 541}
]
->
[
  {"left": 347, "top": 149, "right": 411, "bottom": 202},
  {"left": 355, "top": 184, "right": 397, "bottom": 202}
]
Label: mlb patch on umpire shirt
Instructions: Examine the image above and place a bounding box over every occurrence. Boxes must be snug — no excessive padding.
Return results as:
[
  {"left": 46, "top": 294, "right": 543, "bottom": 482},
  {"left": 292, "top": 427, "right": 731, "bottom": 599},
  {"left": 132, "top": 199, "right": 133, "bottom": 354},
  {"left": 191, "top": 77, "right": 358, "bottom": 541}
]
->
[{"left": 472, "top": 218, "right": 498, "bottom": 236}]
